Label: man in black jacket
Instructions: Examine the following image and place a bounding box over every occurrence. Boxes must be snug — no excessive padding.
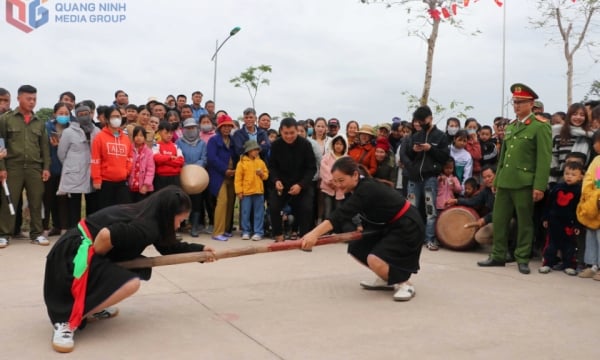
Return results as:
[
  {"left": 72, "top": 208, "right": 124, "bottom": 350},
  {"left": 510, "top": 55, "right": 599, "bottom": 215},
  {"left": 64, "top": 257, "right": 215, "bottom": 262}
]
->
[
  {"left": 268, "top": 118, "right": 317, "bottom": 242},
  {"left": 400, "top": 105, "right": 450, "bottom": 250}
]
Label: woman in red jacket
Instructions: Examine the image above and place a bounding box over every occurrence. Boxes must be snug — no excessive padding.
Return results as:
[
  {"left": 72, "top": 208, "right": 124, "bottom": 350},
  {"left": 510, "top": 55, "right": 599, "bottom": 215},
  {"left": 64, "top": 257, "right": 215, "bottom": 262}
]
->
[
  {"left": 347, "top": 124, "right": 377, "bottom": 175},
  {"left": 152, "top": 121, "right": 184, "bottom": 192},
  {"left": 91, "top": 107, "right": 132, "bottom": 209}
]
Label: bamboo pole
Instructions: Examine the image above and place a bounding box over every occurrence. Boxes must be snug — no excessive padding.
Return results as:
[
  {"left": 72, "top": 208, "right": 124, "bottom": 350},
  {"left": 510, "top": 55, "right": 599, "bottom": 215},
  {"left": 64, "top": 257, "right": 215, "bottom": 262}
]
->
[{"left": 118, "top": 231, "right": 370, "bottom": 269}]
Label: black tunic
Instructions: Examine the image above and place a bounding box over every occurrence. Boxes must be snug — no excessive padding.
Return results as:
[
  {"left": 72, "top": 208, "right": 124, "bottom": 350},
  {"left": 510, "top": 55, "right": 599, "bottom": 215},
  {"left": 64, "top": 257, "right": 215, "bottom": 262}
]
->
[
  {"left": 44, "top": 206, "right": 205, "bottom": 324},
  {"left": 328, "top": 177, "right": 424, "bottom": 283}
]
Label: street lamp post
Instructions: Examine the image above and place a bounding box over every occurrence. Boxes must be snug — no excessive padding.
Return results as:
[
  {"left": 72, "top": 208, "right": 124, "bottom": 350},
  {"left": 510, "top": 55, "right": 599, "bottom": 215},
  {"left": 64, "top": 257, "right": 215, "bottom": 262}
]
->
[{"left": 211, "top": 26, "right": 241, "bottom": 106}]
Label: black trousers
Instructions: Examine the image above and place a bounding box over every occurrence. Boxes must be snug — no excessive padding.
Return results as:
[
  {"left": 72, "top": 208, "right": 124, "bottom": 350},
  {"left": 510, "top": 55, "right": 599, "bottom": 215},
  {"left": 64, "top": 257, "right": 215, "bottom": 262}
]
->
[
  {"left": 268, "top": 186, "right": 314, "bottom": 237},
  {"left": 98, "top": 181, "right": 130, "bottom": 210}
]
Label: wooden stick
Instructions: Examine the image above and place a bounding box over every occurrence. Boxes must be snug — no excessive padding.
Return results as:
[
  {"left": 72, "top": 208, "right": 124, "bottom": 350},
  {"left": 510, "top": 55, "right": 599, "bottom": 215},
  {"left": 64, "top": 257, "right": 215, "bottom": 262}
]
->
[
  {"left": 463, "top": 222, "right": 480, "bottom": 229},
  {"left": 117, "top": 231, "right": 370, "bottom": 269}
]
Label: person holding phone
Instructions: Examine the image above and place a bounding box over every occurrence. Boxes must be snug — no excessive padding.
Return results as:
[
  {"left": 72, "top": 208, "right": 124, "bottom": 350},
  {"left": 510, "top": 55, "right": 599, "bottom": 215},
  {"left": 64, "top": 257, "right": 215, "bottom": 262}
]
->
[{"left": 400, "top": 105, "right": 450, "bottom": 251}]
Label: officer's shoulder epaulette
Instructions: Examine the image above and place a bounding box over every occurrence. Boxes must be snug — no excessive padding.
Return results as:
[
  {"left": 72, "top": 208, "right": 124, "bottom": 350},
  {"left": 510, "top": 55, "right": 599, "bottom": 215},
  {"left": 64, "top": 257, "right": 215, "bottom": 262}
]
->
[{"left": 534, "top": 115, "right": 548, "bottom": 123}]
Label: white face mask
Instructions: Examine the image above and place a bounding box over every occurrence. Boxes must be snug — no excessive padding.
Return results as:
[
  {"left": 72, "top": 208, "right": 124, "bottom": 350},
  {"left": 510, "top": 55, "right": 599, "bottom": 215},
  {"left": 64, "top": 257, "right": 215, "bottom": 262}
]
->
[
  {"left": 467, "top": 129, "right": 477, "bottom": 135},
  {"left": 109, "top": 117, "right": 122, "bottom": 128},
  {"left": 447, "top": 127, "right": 459, "bottom": 136}
]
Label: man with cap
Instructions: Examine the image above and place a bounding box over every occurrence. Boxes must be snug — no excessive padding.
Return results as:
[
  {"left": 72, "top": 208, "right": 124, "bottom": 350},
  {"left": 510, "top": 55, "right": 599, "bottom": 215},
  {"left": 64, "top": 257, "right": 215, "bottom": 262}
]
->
[
  {"left": 400, "top": 105, "right": 450, "bottom": 251},
  {"left": 477, "top": 83, "right": 552, "bottom": 274},
  {"left": 327, "top": 118, "right": 340, "bottom": 138},
  {"left": 532, "top": 100, "right": 544, "bottom": 115},
  {"left": 232, "top": 107, "right": 270, "bottom": 166}
]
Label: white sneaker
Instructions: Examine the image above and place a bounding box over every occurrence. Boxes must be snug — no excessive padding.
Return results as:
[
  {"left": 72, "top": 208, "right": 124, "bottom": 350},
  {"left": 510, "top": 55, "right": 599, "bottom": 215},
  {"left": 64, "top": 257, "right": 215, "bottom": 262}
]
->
[
  {"left": 32, "top": 235, "right": 50, "bottom": 246},
  {"left": 538, "top": 266, "right": 551, "bottom": 274},
  {"left": 564, "top": 268, "right": 577, "bottom": 276},
  {"left": 52, "top": 322, "right": 74, "bottom": 353},
  {"left": 241, "top": 233, "right": 250, "bottom": 240},
  {"left": 87, "top": 307, "right": 119, "bottom": 322},
  {"left": 359, "top": 277, "right": 395, "bottom": 291},
  {"left": 0, "top": 237, "right": 8, "bottom": 248},
  {"left": 393, "top": 283, "right": 416, "bottom": 301},
  {"left": 251, "top": 235, "right": 262, "bottom": 241}
]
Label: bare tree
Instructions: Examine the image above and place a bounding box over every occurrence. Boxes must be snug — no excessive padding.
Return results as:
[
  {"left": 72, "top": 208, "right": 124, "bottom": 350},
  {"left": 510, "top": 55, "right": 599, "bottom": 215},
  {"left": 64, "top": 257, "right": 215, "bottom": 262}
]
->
[
  {"left": 361, "top": 0, "right": 478, "bottom": 106},
  {"left": 531, "top": 0, "right": 600, "bottom": 107}
]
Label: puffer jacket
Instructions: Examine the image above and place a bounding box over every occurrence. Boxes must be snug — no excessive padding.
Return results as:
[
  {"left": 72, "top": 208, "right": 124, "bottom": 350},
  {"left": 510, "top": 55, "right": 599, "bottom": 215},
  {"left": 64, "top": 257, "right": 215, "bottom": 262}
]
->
[
  {"left": 576, "top": 155, "right": 600, "bottom": 230},
  {"left": 234, "top": 154, "right": 269, "bottom": 196},
  {"left": 57, "top": 122, "right": 100, "bottom": 194},
  {"left": 320, "top": 134, "right": 348, "bottom": 199}
]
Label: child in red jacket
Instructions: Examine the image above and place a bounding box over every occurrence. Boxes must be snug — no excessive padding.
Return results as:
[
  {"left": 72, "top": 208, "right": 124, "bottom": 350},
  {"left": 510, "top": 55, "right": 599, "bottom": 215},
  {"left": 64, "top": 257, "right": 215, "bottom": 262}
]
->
[{"left": 153, "top": 122, "right": 184, "bottom": 191}]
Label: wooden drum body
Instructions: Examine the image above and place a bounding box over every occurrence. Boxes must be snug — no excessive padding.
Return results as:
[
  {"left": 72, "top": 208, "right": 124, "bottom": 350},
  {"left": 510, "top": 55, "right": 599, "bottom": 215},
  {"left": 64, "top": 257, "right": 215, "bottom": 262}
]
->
[{"left": 435, "top": 206, "right": 479, "bottom": 251}]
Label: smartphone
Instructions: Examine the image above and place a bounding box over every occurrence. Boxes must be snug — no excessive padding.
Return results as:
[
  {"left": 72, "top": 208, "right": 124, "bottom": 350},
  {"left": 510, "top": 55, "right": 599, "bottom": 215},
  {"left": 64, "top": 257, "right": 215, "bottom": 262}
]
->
[{"left": 0, "top": 138, "right": 4, "bottom": 149}]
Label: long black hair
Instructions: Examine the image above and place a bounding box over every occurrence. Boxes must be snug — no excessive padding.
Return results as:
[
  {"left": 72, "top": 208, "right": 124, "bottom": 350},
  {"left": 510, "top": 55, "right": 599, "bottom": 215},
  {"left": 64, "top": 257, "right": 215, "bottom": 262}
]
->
[
  {"left": 331, "top": 156, "right": 370, "bottom": 178},
  {"left": 87, "top": 185, "right": 191, "bottom": 245}
]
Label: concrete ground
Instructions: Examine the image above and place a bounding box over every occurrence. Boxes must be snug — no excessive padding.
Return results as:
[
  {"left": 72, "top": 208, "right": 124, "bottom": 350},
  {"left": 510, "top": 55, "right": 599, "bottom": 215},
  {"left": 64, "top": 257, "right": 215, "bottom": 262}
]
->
[{"left": 1, "top": 232, "right": 599, "bottom": 359}]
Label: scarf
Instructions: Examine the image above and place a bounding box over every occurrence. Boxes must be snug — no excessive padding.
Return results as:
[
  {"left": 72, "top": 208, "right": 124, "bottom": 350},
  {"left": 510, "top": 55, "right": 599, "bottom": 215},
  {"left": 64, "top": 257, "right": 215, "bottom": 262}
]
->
[{"left": 180, "top": 128, "right": 200, "bottom": 146}]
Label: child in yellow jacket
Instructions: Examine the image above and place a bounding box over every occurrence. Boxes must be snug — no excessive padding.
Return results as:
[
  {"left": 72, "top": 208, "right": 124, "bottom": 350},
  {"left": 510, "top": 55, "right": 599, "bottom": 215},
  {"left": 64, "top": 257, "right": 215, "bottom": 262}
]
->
[
  {"left": 235, "top": 140, "right": 269, "bottom": 240},
  {"left": 576, "top": 131, "right": 600, "bottom": 280}
]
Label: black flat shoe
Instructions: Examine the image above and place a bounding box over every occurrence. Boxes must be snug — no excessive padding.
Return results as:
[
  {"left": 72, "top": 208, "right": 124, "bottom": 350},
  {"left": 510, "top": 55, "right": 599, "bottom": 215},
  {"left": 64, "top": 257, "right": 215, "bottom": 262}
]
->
[
  {"left": 518, "top": 263, "right": 531, "bottom": 274},
  {"left": 477, "top": 257, "right": 506, "bottom": 267}
]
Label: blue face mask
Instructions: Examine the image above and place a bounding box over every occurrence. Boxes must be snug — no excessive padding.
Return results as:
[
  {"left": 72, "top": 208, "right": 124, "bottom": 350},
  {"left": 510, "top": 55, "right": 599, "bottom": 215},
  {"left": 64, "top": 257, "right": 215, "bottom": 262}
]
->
[
  {"left": 56, "top": 115, "right": 70, "bottom": 125},
  {"left": 307, "top": 128, "right": 314, "bottom": 137}
]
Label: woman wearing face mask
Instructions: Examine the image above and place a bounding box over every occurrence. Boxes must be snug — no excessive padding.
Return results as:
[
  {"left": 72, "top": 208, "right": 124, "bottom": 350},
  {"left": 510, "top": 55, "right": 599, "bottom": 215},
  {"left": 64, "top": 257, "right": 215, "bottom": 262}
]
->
[
  {"left": 463, "top": 118, "right": 482, "bottom": 179},
  {"left": 43, "top": 102, "right": 71, "bottom": 237},
  {"left": 58, "top": 105, "right": 101, "bottom": 228},
  {"left": 176, "top": 118, "right": 208, "bottom": 237},
  {"left": 445, "top": 117, "right": 461, "bottom": 145},
  {"left": 197, "top": 114, "right": 217, "bottom": 234},
  {"left": 91, "top": 107, "right": 132, "bottom": 210}
]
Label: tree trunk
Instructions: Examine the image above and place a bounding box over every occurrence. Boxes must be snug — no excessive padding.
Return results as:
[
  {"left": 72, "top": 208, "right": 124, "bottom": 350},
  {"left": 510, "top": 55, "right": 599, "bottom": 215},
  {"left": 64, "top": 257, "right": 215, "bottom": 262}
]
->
[
  {"left": 420, "top": 16, "right": 440, "bottom": 106},
  {"left": 566, "top": 55, "right": 573, "bottom": 107}
]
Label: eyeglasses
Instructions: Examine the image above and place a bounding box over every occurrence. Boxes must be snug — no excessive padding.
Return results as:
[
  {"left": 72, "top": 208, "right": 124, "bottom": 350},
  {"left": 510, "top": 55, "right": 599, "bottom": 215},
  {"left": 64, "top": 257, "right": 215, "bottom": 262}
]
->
[{"left": 510, "top": 99, "right": 532, "bottom": 106}]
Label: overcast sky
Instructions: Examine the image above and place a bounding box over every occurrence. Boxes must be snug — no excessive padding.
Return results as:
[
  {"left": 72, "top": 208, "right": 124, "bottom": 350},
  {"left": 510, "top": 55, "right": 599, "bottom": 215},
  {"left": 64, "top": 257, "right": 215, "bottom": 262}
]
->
[{"left": 1, "top": 0, "right": 598, "bottom": 127}]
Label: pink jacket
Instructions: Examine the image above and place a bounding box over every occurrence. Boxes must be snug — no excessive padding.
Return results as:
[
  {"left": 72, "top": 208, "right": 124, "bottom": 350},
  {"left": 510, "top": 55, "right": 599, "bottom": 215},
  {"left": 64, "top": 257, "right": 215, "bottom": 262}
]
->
[
  {"left": 319, "top": 134, "right": 348, "bottom": 200},
  {"left": 436, "top": 174, "right": 461, "bottom": 210},
  {"left": 129, "top": 144, "right": 155, "bottom": 192}
]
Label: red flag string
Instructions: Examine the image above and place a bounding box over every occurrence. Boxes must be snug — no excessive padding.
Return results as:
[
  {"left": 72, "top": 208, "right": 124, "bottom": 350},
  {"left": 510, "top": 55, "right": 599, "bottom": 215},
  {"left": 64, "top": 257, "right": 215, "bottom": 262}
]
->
[{"left": 429, "top": 0, "right": 577, "bottom": 20}]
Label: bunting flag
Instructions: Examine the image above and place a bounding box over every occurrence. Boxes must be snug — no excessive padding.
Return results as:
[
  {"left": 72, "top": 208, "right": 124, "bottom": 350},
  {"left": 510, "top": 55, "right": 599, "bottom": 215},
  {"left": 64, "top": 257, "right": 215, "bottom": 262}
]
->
[
  {"left": 429, "top": 0, "right": 576, "bottom": 20},
  {"left": 441, "top": 7, "right": 451, "bottom": 18},
  {"left": 429, "top": 8, "right": 441, "bottom": 20}
]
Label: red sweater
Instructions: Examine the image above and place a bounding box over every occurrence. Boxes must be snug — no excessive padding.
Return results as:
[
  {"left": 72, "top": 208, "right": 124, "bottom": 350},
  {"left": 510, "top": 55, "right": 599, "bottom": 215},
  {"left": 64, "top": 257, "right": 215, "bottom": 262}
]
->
[
  {"left": 153, "top": 141, "right": 184, "bottom": 176},
  {"left": 91, "top": 127, "right": 132, "bottom": 185}
]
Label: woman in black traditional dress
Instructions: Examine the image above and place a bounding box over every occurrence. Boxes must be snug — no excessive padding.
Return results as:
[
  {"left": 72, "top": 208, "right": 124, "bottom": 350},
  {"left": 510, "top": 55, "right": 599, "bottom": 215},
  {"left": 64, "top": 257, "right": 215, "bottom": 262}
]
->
[
  {"left": 44, "top": 185, "right": 215, "bottom": 353},
  {"left": 301, "top": 157, "right": 424, "bottom": 302}
]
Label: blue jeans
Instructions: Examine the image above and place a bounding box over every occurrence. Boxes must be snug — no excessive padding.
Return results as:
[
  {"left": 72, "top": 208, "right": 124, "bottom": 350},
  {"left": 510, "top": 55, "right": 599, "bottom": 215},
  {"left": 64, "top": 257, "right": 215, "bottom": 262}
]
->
[
  {"left": 241, "top": 194, "right": 265, "bottom": 236},
  {"left": 407, "top": 177, "right": 438, "bottom": 244}
]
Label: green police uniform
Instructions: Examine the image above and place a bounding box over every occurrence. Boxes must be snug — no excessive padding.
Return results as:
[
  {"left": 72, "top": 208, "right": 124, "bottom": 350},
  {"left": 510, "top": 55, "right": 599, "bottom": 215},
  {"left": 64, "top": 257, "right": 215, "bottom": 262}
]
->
[
  {"left": 490, "top": 113, "right": 552, "bottom": 263},
  {"left": 0, "top": 108, "right": 50, "bottom": 239}
]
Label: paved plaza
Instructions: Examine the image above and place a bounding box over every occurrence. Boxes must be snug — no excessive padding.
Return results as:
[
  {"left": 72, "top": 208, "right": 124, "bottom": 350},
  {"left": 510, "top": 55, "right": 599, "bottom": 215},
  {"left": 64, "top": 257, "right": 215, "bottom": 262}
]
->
[{"left": 1, "top": 233, "right": 598, "bottom": 359}]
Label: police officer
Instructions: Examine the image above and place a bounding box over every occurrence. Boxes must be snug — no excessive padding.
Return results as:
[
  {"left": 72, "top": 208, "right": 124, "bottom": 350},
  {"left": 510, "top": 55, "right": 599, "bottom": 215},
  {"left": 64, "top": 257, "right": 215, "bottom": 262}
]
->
[{"left": 477, "top": 83, "right": 552, "bottom": 274}]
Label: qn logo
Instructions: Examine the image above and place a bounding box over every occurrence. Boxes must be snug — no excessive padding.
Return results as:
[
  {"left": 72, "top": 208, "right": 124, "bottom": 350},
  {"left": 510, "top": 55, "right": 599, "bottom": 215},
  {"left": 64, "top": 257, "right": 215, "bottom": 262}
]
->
[{"left": 6, "top": 0, "right": 49, "bottom": 33}]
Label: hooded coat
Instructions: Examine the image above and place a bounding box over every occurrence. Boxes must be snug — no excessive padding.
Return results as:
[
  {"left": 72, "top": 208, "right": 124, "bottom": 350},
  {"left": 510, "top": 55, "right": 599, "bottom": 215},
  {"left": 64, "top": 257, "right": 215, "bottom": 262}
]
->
[{"left": 320, "top": 134, "right": 348, "bottom": 200}]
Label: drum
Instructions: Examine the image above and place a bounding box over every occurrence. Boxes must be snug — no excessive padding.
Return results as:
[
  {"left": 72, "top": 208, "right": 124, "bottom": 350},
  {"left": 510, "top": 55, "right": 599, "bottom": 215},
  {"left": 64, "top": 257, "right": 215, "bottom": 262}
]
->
[
  {"left": 180, "top": 164, "right": 209, "bottom": 195},
  {"left": 435, "top": 206, "right": 479, "bottom": 251}
]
